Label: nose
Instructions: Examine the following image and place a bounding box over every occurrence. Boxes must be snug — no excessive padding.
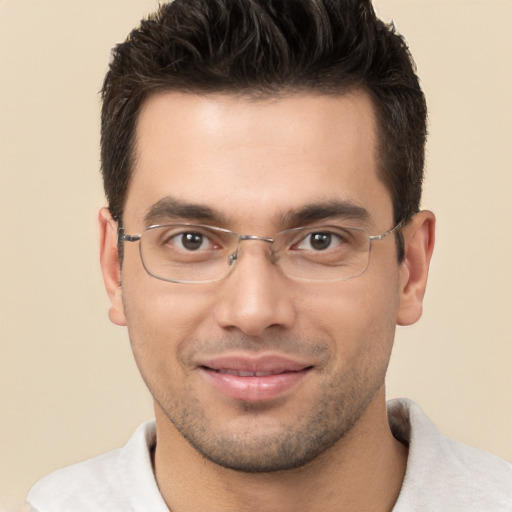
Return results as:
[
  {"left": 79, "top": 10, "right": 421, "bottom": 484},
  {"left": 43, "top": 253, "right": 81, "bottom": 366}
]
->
[{"left": 213, "top": 242, "right": 296, "bottom": 337}]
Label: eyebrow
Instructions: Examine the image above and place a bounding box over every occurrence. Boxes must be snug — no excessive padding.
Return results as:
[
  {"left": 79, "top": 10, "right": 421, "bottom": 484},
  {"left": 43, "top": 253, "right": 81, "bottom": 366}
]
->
[
  {"left": 144, "top": 196, "right": 228, "bottom": 226},
  {"left": 143, "top": 196, "right": 370, "bottom": 229},
  {"left": 281, "top": 200, "right": 371, "bottom": 228}
]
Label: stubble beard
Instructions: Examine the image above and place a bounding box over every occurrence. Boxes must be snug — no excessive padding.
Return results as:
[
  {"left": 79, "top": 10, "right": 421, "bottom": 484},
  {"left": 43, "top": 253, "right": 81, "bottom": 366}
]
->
[{"left": 151, "top": 340, "right": 389, "bottom": 474}]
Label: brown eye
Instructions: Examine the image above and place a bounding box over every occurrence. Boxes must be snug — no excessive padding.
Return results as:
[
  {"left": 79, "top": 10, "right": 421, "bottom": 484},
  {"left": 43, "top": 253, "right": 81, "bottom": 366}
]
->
[
  {"left": 295, "top": 231, "right": 342, "bottom": 252},
  {"left": 165, "top": 231, "right": 214, "bottom": 252},
  {"left": 309, "top": 232, "right": 332, "bottom": 251},
  {"left": 181, "top": 232, "right": 204, "bottom": 251}
]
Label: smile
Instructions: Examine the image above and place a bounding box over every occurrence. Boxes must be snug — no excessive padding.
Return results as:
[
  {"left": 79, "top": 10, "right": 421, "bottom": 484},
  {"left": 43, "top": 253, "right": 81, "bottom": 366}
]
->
[
  {"left": 198, "top": 354, "right": 313, "bottom": 402},
  {"left": 209, "top": 368, "right": 298, "bottom": 377}
]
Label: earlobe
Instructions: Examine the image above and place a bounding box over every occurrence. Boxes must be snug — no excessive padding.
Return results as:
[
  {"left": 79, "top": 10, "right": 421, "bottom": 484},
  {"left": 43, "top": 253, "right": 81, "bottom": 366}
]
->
[
  {"left": 397, "top": 210, "right": 435, "bottom": 326},
  {"left": 98, "top": 207, "right": 127, "bottom": 326}
]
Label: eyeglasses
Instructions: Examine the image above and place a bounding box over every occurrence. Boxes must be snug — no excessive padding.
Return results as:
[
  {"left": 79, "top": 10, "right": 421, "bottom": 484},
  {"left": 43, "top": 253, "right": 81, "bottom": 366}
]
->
[{"left": 118, "top": 221, "right": 403, "bottom": 284}]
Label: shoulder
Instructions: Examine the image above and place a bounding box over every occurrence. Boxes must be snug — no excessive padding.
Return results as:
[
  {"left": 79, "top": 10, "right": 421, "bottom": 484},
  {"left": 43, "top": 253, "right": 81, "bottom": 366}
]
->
[
  {"left": 26, "top": 420, "right": 167, "bottom": 512},
  {"left": 26, "top": 448, "right": 125, "bottom": 512},
  {"left": 388, "top": 398, "right": 512, "bottom": 511}
]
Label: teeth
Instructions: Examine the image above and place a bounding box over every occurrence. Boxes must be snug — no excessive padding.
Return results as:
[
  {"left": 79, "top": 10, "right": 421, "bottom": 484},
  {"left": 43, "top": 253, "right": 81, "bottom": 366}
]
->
[
  {"left": 224, "top": 369, "right": 242, "bottom": 376},
  {"left": 218, "top": 369, "right": 276, "bottom": 377}
]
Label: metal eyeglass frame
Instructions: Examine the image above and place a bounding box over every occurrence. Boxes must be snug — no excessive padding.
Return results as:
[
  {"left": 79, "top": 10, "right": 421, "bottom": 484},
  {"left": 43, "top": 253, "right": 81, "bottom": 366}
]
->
[{"left": 117, "top": 220, "right": 404, "bottom": 284}]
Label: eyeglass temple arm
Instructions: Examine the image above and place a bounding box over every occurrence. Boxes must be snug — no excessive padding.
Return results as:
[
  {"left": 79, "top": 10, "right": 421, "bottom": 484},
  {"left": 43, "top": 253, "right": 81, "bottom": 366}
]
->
[
  {"left": 368, "top": 220, "right": 404, "bottom": 242},
  {"left": 117, "top": 222, "right": 141, "bottom": 244}
]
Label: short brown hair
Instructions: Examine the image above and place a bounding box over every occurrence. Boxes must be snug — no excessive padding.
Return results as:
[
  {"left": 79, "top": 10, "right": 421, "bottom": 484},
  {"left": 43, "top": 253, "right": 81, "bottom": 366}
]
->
[{"left": 101, "top": 0, "right": 427, "bottom": 259}]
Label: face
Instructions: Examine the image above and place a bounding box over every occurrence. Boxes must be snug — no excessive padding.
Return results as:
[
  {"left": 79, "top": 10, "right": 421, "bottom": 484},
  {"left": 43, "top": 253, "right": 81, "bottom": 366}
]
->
[{"left": 103, "top": 91, "right": 420, "bottom": 472}]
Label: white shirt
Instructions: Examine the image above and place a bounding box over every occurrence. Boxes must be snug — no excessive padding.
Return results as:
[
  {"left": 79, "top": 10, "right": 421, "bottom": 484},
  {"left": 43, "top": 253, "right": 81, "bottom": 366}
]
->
[{"left": 27, "top": 399, "right": 512, "bottom": 511}]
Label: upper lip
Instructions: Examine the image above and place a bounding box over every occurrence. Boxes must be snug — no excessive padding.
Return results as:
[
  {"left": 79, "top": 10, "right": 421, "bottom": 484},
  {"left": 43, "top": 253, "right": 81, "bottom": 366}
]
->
[{"left": 197, "top": 353, "right": 313, "bottom": 374}]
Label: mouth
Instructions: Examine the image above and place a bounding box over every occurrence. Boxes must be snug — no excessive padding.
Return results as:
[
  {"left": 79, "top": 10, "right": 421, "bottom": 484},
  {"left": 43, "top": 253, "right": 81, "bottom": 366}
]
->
[
  {"left": 206, "top": 368, "right": 307, "bottom": 377},
  {"left": 198, "top": 354, "right": 313, "bottom": 402}
]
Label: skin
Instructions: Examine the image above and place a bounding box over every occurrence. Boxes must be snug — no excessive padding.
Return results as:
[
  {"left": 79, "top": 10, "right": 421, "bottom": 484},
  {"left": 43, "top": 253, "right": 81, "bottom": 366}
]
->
[{"left": 99, "top": 90, "right": 435, "bottom": 512}]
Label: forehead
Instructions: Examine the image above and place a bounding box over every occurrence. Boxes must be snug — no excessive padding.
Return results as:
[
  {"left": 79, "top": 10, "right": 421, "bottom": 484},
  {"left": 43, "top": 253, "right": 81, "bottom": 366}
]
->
[{"left": 125, "top": 91, "right": 392, "bottom": 230}]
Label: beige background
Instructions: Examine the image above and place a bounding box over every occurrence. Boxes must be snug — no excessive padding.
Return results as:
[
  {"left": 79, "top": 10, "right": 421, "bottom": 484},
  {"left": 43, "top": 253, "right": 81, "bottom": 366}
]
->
[{"left": 1, "top": 0, "right": 511, "bottom": 509}]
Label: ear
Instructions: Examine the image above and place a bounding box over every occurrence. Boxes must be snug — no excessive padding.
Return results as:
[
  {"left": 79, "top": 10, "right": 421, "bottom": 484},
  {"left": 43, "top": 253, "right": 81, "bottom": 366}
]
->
[
  {"left": 98, "top": 207, "right": 127, "bottom": 326},
  {"left": 397, "top": 210, "right": 435, "bottom": 326}
]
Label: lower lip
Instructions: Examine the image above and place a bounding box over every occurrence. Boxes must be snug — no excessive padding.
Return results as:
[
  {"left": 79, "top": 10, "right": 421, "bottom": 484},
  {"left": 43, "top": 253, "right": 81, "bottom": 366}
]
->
[{"left": 200, "top": 368, "right": 310, "bottom": 402}]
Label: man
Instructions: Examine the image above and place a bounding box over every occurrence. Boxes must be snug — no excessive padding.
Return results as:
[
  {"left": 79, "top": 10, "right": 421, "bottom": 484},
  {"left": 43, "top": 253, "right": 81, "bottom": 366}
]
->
[{"left": 27, "top": 0, "right": 511, "bottom": 510}]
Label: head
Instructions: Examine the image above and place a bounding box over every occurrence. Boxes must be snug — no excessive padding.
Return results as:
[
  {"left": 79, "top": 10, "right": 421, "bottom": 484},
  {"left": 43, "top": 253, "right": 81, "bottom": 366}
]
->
[
  {"left": 98, "top": 0, "right": 434, "bottom": 474},
  {"left": 101, "top": 0, "right": 427, "bottom": 258}
]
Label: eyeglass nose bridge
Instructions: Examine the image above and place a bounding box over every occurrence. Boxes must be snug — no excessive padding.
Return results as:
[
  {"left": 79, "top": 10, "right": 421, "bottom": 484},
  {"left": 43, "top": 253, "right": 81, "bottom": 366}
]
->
[{"left": 227, "top": 234, "right": 275, "bottom": 266}]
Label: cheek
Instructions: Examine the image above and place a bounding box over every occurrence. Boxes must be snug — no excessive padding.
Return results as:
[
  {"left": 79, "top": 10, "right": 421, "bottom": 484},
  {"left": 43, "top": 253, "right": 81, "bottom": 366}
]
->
[
  {"left": 296, "top": 273, "right": 400, "bottom": 361},
  {"left": 121, "top": 265, "right": 217, "bottom": 374}
]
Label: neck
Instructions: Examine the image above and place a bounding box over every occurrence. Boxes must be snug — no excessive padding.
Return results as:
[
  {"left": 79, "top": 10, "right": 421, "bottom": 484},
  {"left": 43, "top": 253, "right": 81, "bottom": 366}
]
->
[{"left": 153, "top": 389, "right": 407, "bottom": 512}]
